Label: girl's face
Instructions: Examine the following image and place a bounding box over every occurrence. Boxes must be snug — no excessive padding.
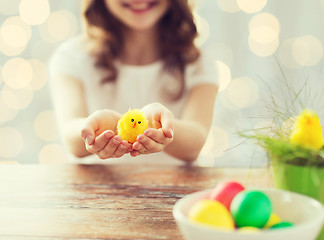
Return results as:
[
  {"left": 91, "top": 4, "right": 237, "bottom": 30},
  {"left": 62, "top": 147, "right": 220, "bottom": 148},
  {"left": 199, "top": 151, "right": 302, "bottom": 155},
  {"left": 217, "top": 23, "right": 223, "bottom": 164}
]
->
[{"left": 104, "top": 0, "right": 169, "bottom": 31}]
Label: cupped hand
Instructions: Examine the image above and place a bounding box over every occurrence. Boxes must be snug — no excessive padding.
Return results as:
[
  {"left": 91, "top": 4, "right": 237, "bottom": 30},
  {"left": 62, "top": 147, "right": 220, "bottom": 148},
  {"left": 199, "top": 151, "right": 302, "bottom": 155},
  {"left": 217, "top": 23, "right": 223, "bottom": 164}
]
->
[
  {"left": 81, "top": 109, "right": 132, "bottom": 159},
  {"left": 130, "top": 128, "right": 173, "bottom": 157},
  {"left": 85, "top": 130, "right": 132, "bottom": 159},
  {"left": 130, "top": 103, "right": 174, "bottom": 157}
]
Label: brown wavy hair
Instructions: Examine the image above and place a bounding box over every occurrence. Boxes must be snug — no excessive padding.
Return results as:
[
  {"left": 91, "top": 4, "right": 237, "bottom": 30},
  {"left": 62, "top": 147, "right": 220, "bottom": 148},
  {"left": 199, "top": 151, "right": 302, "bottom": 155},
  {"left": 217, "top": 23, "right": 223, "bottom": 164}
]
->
[{"left": 82, "top": 0, "right": 200, "bottom": 100}]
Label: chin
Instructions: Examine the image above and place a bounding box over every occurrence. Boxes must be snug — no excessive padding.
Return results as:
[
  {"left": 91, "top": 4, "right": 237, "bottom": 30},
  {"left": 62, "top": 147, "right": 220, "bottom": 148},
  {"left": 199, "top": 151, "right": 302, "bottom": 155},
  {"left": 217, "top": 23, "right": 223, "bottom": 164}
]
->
[{"left": 126, "top": 20, "right": 158, "bottom": 31}]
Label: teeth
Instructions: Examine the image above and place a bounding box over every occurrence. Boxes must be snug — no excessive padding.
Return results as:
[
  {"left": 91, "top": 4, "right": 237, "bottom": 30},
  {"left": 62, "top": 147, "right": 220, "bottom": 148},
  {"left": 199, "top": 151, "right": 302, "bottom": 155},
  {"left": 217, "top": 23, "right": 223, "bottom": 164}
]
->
[{"left": 130, "top": 3, "right": 150, "bottom": 10}]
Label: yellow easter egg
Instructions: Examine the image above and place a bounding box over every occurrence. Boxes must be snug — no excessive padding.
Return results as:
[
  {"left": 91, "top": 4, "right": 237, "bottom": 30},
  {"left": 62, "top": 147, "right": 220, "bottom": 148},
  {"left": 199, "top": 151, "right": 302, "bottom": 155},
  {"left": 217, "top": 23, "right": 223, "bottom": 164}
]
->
[
  {"left": 264, "top": 213, "right": 281, "bottom": 228},
  {"left": 188, "top": 199, "right": 235, "bottom": 230}
]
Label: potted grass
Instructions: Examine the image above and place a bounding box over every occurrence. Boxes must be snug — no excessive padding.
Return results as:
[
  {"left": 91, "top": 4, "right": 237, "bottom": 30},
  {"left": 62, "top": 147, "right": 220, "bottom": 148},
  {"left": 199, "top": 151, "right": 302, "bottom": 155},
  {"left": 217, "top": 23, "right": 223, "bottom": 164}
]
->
[
  {"left": 242, "top": 108, "right": 324, "bottom": 239},
  {"left": 238, "top": 61, "right": 324, "bottom": 239}
]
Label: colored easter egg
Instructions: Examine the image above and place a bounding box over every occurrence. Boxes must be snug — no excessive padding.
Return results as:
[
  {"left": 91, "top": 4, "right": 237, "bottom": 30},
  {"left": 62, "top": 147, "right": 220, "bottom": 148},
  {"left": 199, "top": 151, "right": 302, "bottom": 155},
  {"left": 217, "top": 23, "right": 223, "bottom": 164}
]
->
[
  {"left": 209, "top": 181, "right": 245, "bottom": 210},
  {"left": 238, "top": 226, "right": 261, "bottom": 233},
  {"left": 188, "top": 199, "right": 235, "bottom": 230},
  {"left": 264, "top": 213, "right": 281, "bottom": 228},
  {"left": 270, "top": 221, "right": 294, "bottom": 229},
  {"left": 230, "top": 190, "right": 272, "bottom": 228}
]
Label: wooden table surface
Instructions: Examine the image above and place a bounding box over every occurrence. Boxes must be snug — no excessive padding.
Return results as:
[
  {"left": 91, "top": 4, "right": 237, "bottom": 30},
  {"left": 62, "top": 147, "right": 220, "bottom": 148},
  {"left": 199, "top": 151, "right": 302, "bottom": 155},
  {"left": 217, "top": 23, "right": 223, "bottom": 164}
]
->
[{"left": 0, "top": 163, "right": 273, "bottom": 240}]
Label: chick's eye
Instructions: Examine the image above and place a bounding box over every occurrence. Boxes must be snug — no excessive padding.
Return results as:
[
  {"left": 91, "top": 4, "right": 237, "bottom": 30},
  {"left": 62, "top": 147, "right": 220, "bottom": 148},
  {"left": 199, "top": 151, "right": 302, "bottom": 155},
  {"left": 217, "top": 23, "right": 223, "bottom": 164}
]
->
[
  {"left": 138, "top": 121, "right": 141, "bottom": 124},
  {"left": 131, "top": 119, "right": 134, "bottom": 122}
]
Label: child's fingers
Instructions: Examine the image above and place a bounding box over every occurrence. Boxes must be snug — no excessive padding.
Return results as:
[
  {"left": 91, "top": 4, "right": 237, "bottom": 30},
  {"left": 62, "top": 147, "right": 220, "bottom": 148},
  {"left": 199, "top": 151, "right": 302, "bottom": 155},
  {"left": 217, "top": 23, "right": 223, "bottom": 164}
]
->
[
  {"left": 130, "top": 150, "right": 140, "bottom": 157},
  {"left": 132, "top": 140, "right": 150, "bottom": 154},
  {"left": 97, "top": 135, "right": 122, "bottom": 158},
  {"left": 162, "top": 128, "right": 173, "bottom": 138},
  {"left": 112, "top": 141, "right": 130, "bottom": 158},
  {"left": 137, "top": 133, "right": 166, "bottom": 153},
  {"left": 144, "top": 129, "right": 172, "bottom": 144},
  {"left": 81, "top": 118, "right": 99, "bottom": 145},
  {"left": 160, "top": 111, "right": 174, "bottom": 138},
  {"left": 87, "top": 130, "right": 114, "bottom": 154},
  {"left": 132, "top": 141, "right": 142, "bottom": 151}
]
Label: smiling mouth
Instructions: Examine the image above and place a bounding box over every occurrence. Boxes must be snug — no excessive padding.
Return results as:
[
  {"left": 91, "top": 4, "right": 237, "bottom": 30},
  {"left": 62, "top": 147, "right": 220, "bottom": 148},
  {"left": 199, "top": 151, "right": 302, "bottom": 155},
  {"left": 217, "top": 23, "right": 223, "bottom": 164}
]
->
[{"left": 122, "top": 0, "right": 159, "bottom": 13}]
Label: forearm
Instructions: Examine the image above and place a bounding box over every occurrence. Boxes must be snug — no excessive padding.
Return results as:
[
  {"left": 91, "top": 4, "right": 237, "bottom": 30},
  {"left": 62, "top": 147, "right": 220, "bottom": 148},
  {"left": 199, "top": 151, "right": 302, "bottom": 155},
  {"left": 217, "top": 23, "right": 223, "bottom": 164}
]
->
[{"left": 164, "top": 119, "right": 209, "bottom": 162}]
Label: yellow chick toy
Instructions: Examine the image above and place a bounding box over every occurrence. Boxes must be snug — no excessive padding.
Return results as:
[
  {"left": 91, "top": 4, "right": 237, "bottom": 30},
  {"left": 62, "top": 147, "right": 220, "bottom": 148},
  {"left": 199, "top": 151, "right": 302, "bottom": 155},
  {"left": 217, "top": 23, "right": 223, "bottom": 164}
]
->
[
  {"left": 117, "top": 109, "right": 148, "bottom": 143},
  {"left": 290, "top": 109, "right": 324, "bottom": 150}
]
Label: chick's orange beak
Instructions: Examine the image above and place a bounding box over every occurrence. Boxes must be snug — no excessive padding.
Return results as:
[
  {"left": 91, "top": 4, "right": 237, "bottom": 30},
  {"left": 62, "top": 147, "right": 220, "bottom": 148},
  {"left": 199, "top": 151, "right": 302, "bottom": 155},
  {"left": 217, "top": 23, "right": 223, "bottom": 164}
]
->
[
  {"left": 306, "top": 118, "right": 312, "bottom": 125},
  {"left": 133, "top": 122, "right": 137, "bottom": 128}
]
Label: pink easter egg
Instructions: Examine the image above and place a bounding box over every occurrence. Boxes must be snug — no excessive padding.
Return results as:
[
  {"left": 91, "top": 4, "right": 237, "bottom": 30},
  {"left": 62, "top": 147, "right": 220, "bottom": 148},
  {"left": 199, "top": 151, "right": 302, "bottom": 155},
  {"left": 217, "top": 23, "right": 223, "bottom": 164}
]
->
[{"left": 209, "top": 181, "right": 245, "bottom": 210}]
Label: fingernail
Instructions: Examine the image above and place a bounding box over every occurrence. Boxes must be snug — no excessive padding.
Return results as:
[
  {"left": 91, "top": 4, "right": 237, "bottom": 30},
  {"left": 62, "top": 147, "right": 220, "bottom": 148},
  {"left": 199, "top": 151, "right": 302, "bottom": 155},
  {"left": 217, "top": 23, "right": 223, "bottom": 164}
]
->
[
  {"left": 105, "top": 131, "right": 113, "bottom": 138},
  {"left": 145, "top": 131, "right": 152, "bottom": 137},
  {"left": 137, "top": 134, "right": 143, "bottom": 141},
  {"left": 169, "top": 129, "right": 174, "bottom": 138},
  {"left": 120, "top": 144, "right": 126, "bottom": 149},
  {"left": 86, "top": 136, "right": 93, "bottom": 145}
]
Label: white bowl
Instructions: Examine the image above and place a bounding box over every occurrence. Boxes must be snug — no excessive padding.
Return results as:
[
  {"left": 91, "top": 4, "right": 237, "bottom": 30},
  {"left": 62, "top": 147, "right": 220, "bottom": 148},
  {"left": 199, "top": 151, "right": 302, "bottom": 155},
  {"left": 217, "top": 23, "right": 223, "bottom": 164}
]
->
[{"left": 173, "top": 188, "right": 324, "bottom": 240}]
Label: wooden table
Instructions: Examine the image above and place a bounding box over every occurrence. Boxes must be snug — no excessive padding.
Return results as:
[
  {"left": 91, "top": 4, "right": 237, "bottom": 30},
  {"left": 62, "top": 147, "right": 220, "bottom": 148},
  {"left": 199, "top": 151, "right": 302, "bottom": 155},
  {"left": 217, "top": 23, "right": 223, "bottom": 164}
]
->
[{"left": 0, "top": 163, "right": 272, "bottom": 240}]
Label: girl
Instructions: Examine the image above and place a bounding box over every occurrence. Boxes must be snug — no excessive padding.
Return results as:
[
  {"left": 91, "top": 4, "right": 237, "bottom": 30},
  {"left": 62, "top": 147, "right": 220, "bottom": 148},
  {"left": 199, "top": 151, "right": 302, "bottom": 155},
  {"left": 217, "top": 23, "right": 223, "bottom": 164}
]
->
[{"left": 49, "top": 0, "right": 218, "bottom": 164}]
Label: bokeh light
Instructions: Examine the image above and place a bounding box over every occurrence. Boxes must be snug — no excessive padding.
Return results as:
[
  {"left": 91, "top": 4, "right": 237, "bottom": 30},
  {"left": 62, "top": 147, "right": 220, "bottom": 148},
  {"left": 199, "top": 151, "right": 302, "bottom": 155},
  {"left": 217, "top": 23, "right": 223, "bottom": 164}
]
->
[
  {"left": 19, "top": 0, "right": 50, "bottom": 25},
  {"left": 1, "top": 85, "right": 33, "bottom": 110},
  {"left": 237, "top": 0, "right": 267, "bottom": 13},
  {"left": 291, "top": 35, "right": 323, "bottom": 67},
  {"left": 227, "top": 77, "right": 259, "bottom": 109},
  {"left": 0, "top": 16, "right": 31, "bottom": 56},
  {"left": 34, "top": 110, "right": 59, "bottom": 141},
  {"left": 0, "top": 35, "right": 26, "bottom": 56},
  {"left": 292, "top": 37, "right": 310, "bottom": 67},
  {"left": 249, "top": 13, "right": 280, "bottom": 34},
  {"left": 0, "top": 127, "right": 23, "bottom": 158},
  {"left": 1, "top": 16, "right": 32, "bottom": 48},
  {"left": 0, "top": 0, "right": 20, "bottom": 16},
  {"left": 248, "top": 32, "right": 279, "bottom": 57},
  {"left": 39, "top": 10, "right": 78, "bottom": 43},
  {"left": 216, "top": 0, "right": 240, "bottom": 13},
  {"left": 39, "top": 144, "right": 68, "bottom": 164},
  {"left": 193, "top": 12, "right": 210, "bottom": 47},
  {"left": 279, "top": 36, "right": 323, "bottom": 69},
  {"left": 28, "top": 59, "right": 48, "bottom": 90},
  {"left": 2, "top": 58, "right": 33, "bottom": 89},
  {"left": 250, "top": 26, "right": 278, "bottom": 45},
  {"left": 248, "top": 13, "right": 280, "bottom": 57},
  {"left": 215, "top": 60, "right": 231, "bottom": 92}
]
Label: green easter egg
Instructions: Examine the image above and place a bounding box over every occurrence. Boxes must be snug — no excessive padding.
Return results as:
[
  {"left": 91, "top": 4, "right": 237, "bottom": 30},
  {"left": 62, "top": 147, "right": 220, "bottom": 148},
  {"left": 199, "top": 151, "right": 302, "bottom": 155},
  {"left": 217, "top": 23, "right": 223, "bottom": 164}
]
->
[
  {"left": 230, "top": 190, "right": 272, "bottom": 228},
  {"left": 270, "top": 221, "right": 294, "bottom": 229}
]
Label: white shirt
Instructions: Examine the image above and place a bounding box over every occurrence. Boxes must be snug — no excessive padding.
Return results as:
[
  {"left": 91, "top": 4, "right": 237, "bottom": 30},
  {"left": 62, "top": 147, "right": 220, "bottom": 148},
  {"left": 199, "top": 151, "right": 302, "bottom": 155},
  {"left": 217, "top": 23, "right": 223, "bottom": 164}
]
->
[{"left": 49, "top": 36, "right": 219, "bottom": 165}]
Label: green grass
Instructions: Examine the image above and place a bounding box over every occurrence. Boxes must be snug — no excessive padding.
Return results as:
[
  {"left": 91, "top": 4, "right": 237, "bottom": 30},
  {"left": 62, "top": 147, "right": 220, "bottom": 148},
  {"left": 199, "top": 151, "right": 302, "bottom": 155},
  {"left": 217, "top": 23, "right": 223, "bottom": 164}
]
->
[{"left": 240, "top": 133, "right": 324, "bottom": 166}]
